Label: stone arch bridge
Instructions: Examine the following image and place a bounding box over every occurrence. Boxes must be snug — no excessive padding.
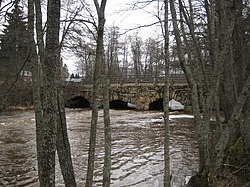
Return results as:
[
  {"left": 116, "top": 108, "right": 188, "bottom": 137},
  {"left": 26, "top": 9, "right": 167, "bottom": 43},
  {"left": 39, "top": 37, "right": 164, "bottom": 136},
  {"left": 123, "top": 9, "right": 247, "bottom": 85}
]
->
[{"left": 63, "top": 75, "right": 190, "bottom": 110}]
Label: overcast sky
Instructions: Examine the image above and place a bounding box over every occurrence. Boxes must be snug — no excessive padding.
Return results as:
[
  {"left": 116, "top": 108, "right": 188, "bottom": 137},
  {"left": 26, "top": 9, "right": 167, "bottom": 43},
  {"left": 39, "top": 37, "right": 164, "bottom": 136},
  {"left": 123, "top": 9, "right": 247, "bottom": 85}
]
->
[
  {"left": 105, "top": 0, "right": 163, "bottom": 36},
  {"left": 65, "top": 0, "right": 164, "bottom": 74}
]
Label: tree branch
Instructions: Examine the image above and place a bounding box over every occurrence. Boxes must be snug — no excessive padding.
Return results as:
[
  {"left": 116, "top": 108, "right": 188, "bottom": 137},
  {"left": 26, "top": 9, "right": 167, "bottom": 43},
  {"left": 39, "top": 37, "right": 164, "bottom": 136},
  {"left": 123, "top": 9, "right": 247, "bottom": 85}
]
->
[{"left": 120, "top": 21, "right": 162, "bottom": 35}]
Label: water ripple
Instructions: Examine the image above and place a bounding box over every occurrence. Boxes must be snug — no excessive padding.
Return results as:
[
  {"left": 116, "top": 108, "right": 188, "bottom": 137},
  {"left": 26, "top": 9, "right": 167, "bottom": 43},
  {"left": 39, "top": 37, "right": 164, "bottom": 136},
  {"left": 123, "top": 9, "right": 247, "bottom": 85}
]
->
[{"left": 0, "top": 109, "right": 198, "bottom": 187}]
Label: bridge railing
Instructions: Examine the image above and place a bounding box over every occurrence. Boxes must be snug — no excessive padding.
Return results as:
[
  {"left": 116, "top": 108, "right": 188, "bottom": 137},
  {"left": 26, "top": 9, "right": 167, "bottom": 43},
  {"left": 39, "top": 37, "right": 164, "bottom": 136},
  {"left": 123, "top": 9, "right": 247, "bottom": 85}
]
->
[
  {"left": 107, "top": 74, "right": 187, "bottom": 85},
  {"left": 63, "top": 73, "right": 187, "bottom": 86}
]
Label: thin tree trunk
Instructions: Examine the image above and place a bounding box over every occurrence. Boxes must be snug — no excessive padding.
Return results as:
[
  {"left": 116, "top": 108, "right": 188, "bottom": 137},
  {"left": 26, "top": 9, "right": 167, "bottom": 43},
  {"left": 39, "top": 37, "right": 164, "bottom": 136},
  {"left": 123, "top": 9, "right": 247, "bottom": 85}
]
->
[
  {"left": 85, "top": 67, "right": 100, "bottom": 187},
  {"left": 56, "top": 88, "right": 77, "bottom": 187},
  {"left": 163, "top": 1, "right": 171, "bottom": 187},
  {"left": 34, "top": 0, "right": 45, "bottom": 86},
  {"left": 212, "top": 74, "right": 250, "bottom": 173},
  {"left": 85, "top": 1, "right": 107, "bottom": 186},
  {"left": 169, "top": 0, "right": 205, "bottom": 172},
  {"left": 242, "top": 99, "right": 250, "bottom": 151},
  {"left": 102, "top": 18, "right": 112, "bottom": 187},
  {"left": 27, "top": 0, "right": 43, "bottom": 180},
  {"left": 102, "top": 71, "right": 111, "bottom": 187}
]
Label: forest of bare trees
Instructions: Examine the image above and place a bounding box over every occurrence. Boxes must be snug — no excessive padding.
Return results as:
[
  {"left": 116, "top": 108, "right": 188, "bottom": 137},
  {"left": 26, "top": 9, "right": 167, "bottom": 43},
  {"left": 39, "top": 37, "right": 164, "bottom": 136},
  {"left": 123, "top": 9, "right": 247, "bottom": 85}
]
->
[{"left": 0, "top": 0, "right": 250, "bottom": 186}]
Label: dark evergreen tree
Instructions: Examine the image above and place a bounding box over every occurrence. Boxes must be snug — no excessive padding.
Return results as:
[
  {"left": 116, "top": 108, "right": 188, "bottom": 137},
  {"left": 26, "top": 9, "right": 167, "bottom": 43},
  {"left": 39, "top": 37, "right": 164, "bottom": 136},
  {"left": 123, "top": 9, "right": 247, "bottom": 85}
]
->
[{"left": 0, "top": 0, "right": 29, "bottom": 76}]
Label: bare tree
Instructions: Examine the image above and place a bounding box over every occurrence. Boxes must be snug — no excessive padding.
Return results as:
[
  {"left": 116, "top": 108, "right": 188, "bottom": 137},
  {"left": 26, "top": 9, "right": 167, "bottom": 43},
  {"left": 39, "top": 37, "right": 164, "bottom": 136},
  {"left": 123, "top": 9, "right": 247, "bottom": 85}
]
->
[
  {"left": 39, "top": 0, "right": 61, "bottom": 185},
  {"left": 170, "top": 0, "right": 250, "bottom": 185},
  {"left": 163, "top": 1, "right": 171, "bottom": 187},
  {"left": 121, "top": 37, "right": 130, "bottom": 78},
  {"left": 144, "top": 37, "right": 164, "bottom": 78},
  {"left": 129, "top": 35, "right": 143, "bottom": 78},
  {"left": 27, "top": 0, "right": 43, "bottom": 181},
  {"left": 85, "top": 0, "right": 108, "bottom": 186},
  {"left": 32, "top": 0, "right": 77, "bottom": 186},
  {"left": 105, "top": 26, "right": 121, "bottom": 80}
]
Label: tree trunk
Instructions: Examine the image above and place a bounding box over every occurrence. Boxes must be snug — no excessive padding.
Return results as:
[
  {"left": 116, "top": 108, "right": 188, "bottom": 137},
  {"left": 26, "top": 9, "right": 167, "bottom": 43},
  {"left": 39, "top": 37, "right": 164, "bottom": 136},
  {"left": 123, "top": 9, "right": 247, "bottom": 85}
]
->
[
  {"left": 170, "top": 0, "right": 249, "bottom": 186},
  {"left": 40, "top": 0, "right": 61, "bottom": 185},
  {"left": 242, "top": 99, "right": 250, "bottom": 151},
  {"left": 85, "top": 1, "right": 107, "bottom": 186},
  {"left": 27, "top": 0, "right": 43, "bottom": 180},
  {"left": 163, "top": 1, "right": 171, "bottom": 187},
  {"left": 212, "top": 74, "right": 250, "bottom": 173},
  {"left": 34, "top": 0, "right": 45, "bottom": 86},
  {"left": 34, "top": 1, "right": 77, "bottom": 185},
  {"left": 102, "top": 71, "right": 111, "bottom": 187},
  {"left": 169, "top": 0, "right": 206, "bottom": 173},
  {"left": 102, "top": 19, "right": 112, "bottom": 187},
  {"left": 56, "top": 88, "right": 77, "bottom": 187}
]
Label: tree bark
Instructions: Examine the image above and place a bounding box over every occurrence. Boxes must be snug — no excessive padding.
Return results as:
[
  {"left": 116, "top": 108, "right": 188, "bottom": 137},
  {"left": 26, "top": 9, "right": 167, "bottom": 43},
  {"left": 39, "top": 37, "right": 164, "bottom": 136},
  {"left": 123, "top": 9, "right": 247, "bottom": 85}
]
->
[
  {"left": 34, "top": 1, "right": 77, "bottom": 185},
  {"left": 56, "top": 88, "right": 77, "bottom": 187},
  {"left": 102, "top": 23, "right": 111, "bottom": 187},
  {"left": 242, "top": 99, "right": 250, "bottom": 151},
  {"left": 34, "top": 0, "right": 45, "bottom": 86},
  {"left": 85, "top": 1, "right": 107, "bottom": 186},
  {"left": 102, "top": 70, "right": 111, "bottom": 187},
  {"left": 169, "top": 0, "right": 206, "bottom": 172},
  {"left": 27, "top": 0, "right": 43, "bottom": 181},
  {"left": 163, "top": 1, "right": 171, "bottom": 187},
  {"left": 212, "top": 74, "right": 250, "bottom": 173},
  {"left": 40, "top": 0, "right": 61, "bottom": 185}
]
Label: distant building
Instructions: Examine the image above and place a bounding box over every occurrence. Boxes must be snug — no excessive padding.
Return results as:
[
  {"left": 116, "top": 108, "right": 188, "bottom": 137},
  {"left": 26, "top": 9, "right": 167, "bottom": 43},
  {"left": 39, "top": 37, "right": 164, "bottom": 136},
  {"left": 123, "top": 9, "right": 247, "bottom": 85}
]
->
[
  {"left": 21, "top": 70, "right": 32, "bottom": 82},
  {"left": 170, "top": 68, "right": 184, "bottom": 75},
  {"left": 65, "top": 77, "right": 83, "bottom": 83}
]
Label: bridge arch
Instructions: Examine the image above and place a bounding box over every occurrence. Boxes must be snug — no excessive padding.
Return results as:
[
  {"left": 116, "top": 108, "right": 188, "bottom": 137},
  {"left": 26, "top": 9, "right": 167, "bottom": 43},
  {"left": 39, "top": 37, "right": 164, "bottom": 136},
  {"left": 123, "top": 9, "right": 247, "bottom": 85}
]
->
[
  {"left": 65, "top": 96, "right": 91, "bottom": 108},
  {"left": 109, "top": 100, "right": 136, "bottom": 110},
  {"left": 149, "top": 98, "right": 163, "bottom": 110}
]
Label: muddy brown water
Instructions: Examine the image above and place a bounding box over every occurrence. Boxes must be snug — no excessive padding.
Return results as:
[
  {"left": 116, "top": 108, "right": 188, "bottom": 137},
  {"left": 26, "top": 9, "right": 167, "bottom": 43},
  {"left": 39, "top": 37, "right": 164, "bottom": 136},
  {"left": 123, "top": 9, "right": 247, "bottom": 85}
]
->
[{"left": 0, "top": 109, "right": 198, "bottom": 187}]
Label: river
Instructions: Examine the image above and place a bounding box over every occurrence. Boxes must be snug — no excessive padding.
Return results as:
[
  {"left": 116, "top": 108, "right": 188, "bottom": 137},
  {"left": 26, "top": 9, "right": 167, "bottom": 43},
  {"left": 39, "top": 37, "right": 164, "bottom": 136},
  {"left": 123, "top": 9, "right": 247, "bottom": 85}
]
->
[{"left": 0, "top": 109, "right": 198, "bottom": 187}]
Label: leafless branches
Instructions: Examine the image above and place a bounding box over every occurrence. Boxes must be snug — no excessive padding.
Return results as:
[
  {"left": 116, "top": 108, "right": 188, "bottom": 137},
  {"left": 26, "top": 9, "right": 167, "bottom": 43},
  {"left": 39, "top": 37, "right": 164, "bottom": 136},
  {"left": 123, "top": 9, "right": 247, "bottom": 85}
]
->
[
  {"left": 0, "top": 0, "right": 17, "bottom": 21},
  {"left": 120, "top": 21, "right": 162, "bottom": 35}
]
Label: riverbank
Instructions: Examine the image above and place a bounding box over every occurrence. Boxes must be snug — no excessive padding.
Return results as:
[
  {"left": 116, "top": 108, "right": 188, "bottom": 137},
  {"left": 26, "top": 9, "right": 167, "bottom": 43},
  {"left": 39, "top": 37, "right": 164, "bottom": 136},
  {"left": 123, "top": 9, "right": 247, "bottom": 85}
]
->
[
  {"left": 213, "top": 146, "right": 250, "bottom": 186},
  {"left": 0, "top": 105, "right": 34, "bottom": 112}
]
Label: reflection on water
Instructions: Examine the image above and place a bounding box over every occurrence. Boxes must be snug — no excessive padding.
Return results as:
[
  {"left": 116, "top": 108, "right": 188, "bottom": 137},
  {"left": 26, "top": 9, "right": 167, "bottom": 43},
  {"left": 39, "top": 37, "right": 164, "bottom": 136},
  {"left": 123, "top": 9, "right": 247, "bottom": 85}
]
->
[{"left": 0, "top": 109, "right": 198, "bottom": 187}]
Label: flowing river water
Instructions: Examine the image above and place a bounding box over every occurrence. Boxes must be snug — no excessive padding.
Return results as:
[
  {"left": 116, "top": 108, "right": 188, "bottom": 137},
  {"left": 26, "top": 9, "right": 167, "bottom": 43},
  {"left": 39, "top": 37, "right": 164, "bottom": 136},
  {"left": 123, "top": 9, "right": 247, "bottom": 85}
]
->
[{"left": 0, "top": 109, "right": 199, "bottom": 187}]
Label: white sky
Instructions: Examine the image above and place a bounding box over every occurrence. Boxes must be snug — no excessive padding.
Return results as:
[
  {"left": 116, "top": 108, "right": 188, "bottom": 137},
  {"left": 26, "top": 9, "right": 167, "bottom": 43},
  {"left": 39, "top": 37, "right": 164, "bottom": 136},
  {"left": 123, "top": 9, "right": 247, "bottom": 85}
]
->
[
  {"left": 65, "top": 0, "right": 165, "bottom": 74},
  {"left": 105, "top": 0, "right": 163, "bottom": 36}
]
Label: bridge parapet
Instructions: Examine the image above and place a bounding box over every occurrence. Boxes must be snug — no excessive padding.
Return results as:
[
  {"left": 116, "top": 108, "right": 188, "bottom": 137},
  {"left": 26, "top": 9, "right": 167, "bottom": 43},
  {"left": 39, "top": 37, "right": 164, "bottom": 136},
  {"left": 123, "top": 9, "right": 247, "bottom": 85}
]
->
[{"left": 64, "top": 73, "right": 187, "bottom": 86}]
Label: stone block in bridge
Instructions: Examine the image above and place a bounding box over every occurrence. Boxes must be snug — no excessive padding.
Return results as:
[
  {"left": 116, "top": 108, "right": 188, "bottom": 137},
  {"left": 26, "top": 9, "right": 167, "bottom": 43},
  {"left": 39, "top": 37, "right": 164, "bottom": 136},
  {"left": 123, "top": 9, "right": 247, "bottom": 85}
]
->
[{"left": 63, "top": 83, "right": 190, "bottom": 110}]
